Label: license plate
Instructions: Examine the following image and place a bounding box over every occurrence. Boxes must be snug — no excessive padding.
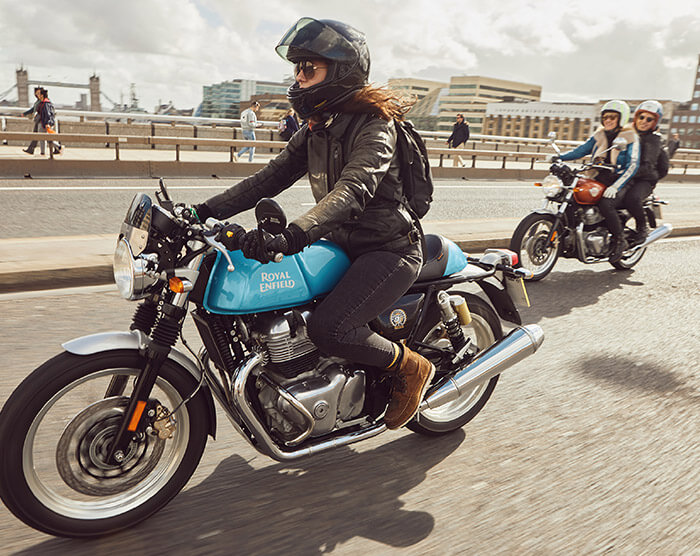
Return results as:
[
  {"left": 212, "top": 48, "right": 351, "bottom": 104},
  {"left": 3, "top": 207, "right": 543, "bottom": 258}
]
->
[{"left": 505, "top": 276, "right": 531, "bottom": 308}]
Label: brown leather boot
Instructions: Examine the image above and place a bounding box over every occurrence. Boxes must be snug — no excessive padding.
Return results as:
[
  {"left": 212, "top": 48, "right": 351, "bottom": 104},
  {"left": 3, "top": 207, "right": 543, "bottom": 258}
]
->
[{"left": 384, "top": 346, "right": 436, "bottom": 430}]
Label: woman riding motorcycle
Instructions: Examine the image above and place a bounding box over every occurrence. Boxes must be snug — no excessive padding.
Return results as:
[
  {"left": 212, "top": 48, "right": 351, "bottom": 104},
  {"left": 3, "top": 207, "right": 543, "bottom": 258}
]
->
[
  {"left": 621, "top": 100, "right": 669, "bottom": 246},
  {"left": 193, "top": 18, "right": 433, "bottom": 430},
  {"left": 557, "top": 100, "right": 640, "bottom": 262}
]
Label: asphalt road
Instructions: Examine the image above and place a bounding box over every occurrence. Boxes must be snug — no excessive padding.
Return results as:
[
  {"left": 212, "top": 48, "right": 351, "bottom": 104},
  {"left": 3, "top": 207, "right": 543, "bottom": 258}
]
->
[
  {"left": 0, "top": 177, "right": 698, "bottom": 238},
  {"left": 0, "top": 237, "right": 698, "bottom": 554}
]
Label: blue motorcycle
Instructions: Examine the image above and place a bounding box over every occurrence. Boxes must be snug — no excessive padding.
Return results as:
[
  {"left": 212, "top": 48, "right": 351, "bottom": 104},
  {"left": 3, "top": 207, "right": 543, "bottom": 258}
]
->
[{"left": 0, "top": 180, "right": 544, "bottom": 537}]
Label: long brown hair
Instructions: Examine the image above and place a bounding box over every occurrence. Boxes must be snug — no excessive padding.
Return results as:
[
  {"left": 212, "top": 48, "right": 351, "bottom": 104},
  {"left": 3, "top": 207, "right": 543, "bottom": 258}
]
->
[{"left": 341, "top": 85, "right": 416, "bottom": 121}]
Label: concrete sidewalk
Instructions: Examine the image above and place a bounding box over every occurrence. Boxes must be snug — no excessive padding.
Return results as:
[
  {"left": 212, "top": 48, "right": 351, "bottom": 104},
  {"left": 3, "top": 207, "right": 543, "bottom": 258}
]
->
[{"left": 2, "top": 217, "right": 699, "bottom": 293}]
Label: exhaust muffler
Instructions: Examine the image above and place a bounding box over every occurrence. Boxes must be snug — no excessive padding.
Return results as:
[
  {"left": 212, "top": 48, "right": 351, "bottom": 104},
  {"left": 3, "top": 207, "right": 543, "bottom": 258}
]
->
[
  {"left": 419, "top": 324, "right": 544, "bottom": 411},
  {"left": 627, "top": 223, "right": 673, "bottom": 252}
]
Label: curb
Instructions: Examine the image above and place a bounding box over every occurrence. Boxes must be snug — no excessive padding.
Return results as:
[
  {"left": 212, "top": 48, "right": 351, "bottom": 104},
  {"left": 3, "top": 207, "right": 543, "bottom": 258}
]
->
[{"left": 1, "top": 229, "right": 698, "bottom": 294}]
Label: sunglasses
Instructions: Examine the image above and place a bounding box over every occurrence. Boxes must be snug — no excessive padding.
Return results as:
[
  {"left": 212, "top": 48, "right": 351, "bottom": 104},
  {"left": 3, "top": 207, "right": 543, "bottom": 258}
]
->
[
  {"left": 601, "top": 114, "right": 618, "bottom": 121},
  {"left": 636, "top": 114, "right": 657, "bottom": 123},
  {"left": 294, "top": 61, "right": 327, "bottom": 80}
]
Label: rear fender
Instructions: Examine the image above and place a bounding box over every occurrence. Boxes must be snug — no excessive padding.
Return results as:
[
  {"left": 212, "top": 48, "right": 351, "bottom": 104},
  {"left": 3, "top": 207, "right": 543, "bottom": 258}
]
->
[
  {"left": 477, "top": 280, "right": 522, "bottom": 325},
  {"left": 63, "top": 331, "right": 217, "bottom": 439}
]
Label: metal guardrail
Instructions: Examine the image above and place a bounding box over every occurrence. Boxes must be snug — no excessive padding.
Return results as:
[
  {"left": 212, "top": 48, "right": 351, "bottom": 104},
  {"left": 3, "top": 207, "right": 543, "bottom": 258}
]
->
[{"left": 3, "top": 130, "right": 700, "bottom": 174}]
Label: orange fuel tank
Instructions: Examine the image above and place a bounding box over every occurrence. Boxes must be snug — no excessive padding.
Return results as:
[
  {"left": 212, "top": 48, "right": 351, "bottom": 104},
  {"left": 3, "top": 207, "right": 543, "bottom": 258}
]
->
[{"left": 573, "top": 178, "right": 606, "bottom": 205}]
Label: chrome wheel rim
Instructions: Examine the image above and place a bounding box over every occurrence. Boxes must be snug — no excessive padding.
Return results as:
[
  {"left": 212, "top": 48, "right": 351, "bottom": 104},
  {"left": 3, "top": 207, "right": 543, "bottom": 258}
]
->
[
  {"left": 419, "top": 311, "right": 497, "bottom": 423},
  {"left": 23, "top": 368, "right": 190, "bottom": 520},
  {"left": 519, "top": 220, "right": 558, "bottom": 277}
]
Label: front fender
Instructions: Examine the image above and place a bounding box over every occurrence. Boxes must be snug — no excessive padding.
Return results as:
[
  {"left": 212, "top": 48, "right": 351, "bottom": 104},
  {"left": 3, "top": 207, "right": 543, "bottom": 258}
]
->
[{"left": 63, "top": 330, "right": 217, "bottom": 439}]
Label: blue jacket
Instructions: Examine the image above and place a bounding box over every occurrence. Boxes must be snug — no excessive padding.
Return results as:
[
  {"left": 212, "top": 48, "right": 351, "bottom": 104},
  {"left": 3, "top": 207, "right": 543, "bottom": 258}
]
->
[{"left": 560, "top": 125, "right": 640, "bottom": 192}]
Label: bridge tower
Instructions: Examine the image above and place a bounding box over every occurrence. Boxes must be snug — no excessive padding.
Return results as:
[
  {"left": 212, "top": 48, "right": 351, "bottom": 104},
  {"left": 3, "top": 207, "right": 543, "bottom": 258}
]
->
[
  {"left": 16, "top": 67, "right": 28, "bottom": 107},
  {"left": 89, "top": 74, "right": 101, "bottom": 111}
]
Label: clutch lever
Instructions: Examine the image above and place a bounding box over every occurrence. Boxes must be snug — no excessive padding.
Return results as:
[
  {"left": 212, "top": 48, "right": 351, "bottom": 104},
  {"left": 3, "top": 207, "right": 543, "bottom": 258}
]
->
[{"left": 203, "top": 218, "right": 235, "bottom": 271}]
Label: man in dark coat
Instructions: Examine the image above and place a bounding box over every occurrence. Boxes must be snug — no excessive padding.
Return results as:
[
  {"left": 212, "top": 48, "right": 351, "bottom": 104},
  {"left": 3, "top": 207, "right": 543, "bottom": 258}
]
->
[{"left": 447, "top": 113, "right": 470, "bottom": 167}]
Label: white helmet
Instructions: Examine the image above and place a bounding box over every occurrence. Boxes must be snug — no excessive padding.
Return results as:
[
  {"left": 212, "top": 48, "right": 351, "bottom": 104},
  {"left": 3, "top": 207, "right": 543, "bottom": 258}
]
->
[
  {"left": 634, "top": 100, "right": 663, "bottom": 130},
  {"left": 601, "top": 100, "right": 630, "bottom": 127}
]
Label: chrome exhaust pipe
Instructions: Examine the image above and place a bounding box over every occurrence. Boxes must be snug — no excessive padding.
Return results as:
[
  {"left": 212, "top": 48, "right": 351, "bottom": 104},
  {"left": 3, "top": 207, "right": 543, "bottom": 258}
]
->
[
  {"left": 627, "top": 223, "right": 673, "bottom": 252},
  {"left": 420, "top": 324, "right": 544, "bottom": 411},
  {"left": 231, "top": 353, "right": 386, "bottom": 462}
]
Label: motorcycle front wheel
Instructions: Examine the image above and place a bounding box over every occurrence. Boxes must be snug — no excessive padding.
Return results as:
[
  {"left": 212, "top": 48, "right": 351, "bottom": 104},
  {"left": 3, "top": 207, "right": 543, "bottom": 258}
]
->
[
  {"left": 510, "top": 213, "right": 561, "bottom": 281},
  {"left": 409, "top": 293, "right": 503, "bottom": 436},
  {"left": 0, "top": 350, "right": 210, "bottom": 538}
]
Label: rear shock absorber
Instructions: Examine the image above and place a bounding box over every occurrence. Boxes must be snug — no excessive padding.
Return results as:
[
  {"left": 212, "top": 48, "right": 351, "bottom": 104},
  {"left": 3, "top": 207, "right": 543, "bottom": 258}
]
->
[{"left": 436, "top": 291, "right": 469, "bottom": 354}]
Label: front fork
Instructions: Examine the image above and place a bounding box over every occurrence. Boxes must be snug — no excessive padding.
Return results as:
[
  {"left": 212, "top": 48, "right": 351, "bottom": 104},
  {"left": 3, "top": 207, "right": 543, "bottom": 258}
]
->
[{"left": 106, "top": 245, "right": 205, "bottom": 464}]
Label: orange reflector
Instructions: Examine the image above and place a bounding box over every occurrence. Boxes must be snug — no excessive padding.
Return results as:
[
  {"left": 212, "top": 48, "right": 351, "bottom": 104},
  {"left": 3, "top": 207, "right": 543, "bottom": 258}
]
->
[
  {"left": 169, "top": 277, "right": 185, "bottom": 293},
  {"left": 551, "top": 231, "right": 558, "bottom": 241},
  {"left": 127, "top": 400, "right": 147, "bottom": 431},
  {"left": 534, "top": 182, "right": 543, "bottom": 187}
]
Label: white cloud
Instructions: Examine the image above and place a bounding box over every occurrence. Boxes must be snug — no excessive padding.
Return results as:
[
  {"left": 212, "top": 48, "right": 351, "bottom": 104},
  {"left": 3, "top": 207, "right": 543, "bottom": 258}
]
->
[{"left": 1, "top": 0, "right": 699, "bottom": 111}]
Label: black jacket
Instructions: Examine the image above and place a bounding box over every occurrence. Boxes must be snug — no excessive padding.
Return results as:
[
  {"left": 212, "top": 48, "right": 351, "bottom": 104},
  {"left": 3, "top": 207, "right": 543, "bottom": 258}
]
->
[
  {"left": 634, "top": 131, "right": 669, "bottom": 183},
  {"left": 202, "top": 112, "right": 416, "bottom": 259},
  {"left": 448, "top": 121, "right": 470, "bottom": 147}
]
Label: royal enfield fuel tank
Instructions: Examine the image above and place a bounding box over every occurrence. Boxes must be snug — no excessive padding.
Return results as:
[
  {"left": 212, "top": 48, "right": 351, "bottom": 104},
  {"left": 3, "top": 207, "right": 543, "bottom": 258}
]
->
[
  {"left": 203, "top": 240, "right": 351, "bottom": 314},
  {"left": 573, "top": 178, "right": 606, "bottom": 205}
]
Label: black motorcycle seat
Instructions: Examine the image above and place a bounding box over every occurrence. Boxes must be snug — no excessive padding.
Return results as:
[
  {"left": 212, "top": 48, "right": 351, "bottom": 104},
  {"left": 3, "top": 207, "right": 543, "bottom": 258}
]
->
[{"left": 416, "top": 234, "right": 450, "bottom": 282}]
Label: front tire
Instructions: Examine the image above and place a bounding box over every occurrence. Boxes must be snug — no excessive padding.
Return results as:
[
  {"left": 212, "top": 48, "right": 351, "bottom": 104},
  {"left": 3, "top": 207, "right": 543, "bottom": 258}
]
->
[
  {"left": 408, "top": 293, "right": 503, "bottom": 436},
  {"left": 510, "top": 213, "right": 561, "bottom": 281},
  {"left": 0, "top": 350, "right": 210, "bottom": 538}
]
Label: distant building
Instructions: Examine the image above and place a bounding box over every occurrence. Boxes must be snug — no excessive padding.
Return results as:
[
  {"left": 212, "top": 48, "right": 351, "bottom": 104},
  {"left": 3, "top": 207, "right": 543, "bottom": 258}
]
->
[
  {"left": 406, "top": 87, "right": 448, "bottom": 131},
  {"left": 387, "top": 78, "right": 448, "bottom": 101},
  {"left": 201, "top": 79, "right": 290, "bottom": 119},
  {"left": 438, "top": 76, "right": 542, "bottom": 134},
  {"left": 670, "top": 54, "right": 700, "bottom": 148},
  {"left": 484, "top": 101, "right": 596, "bottom": 141}
]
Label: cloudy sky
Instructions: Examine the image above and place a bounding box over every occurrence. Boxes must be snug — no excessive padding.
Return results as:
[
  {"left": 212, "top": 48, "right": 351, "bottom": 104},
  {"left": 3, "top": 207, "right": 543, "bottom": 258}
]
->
[{"left": 1, "top": 0, "right": 699, "bottom": 112}]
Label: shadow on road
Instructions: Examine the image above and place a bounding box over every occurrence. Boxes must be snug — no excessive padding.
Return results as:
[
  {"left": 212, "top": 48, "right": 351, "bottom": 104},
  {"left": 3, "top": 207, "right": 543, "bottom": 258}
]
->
[
  {"left": 16, "top": 430, "right": 466, "bottom": 555},
  {"left": 573, "top": 354, "right": 698, "bottom": 400},
  {"left": 519, "top": 267, "right": 644, "bottom": 323}
]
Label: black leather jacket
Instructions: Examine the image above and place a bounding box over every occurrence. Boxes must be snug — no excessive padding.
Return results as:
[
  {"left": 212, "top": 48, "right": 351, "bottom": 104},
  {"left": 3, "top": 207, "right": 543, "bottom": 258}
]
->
[
  {"left": 201, "top": 112, "right": 417, "bottom": 259},
  {"left": 635, "top": 131, "right": 669, "bottom": 183}
]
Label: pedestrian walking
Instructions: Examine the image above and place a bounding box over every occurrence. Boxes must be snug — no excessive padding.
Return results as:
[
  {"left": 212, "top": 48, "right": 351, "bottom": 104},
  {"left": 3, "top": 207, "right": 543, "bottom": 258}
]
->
[
  {"left": 447, "top": 113, "right": 470, "bottom": 167},
  {"left": 278, "top": 108, "right": 300, "bottom": 141},
  {"left": 667, "top": 132, "right": 680, "bottom": 158},
  {"left": 26, "top": 88, "right": 62, "bottom": 156},
  {"left": 22, "top": 87, "right": 46, "bottom": 155},
  {"left": 237, "top": 101, "right": 261, "bottom": 162}
]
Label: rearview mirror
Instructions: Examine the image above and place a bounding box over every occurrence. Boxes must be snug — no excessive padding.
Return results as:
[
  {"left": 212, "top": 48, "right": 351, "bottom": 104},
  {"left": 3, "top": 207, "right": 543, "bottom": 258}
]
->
[
  {"left": 547, "top": 131, "right": 557, "bottom": 142},
  {"left": 255, "top": 198, "right": 287, "bottom": 235}
]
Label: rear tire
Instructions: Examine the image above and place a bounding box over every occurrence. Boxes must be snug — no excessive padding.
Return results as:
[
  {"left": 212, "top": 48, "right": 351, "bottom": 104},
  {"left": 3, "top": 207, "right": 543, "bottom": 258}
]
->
[
  {"left": 611, "top": 215, "right": 646, "bottom": 270},
  {"left": 408, "top": 293, "right": 503, "bottom": 436},
  {"left": 510, "top": 213, "right": 561, "bottom": 281},
  {"left": 0, "top": 350, "right": 210, "bottom": 538}
]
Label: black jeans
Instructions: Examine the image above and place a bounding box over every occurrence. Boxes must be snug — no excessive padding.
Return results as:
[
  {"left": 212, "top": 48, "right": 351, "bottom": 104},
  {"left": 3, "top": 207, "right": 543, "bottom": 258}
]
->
[
  {"left": 25, "top": 120, "right": 44, "bottom": 154},
  {"left": 307, "top": 243, "right": 422, "bottom": 369},
  {"left": 598, "top": 196, "right": 623, "bottom": 238},
  {"left": 620, "top": 179, "right": 655, "bottom": 230}
]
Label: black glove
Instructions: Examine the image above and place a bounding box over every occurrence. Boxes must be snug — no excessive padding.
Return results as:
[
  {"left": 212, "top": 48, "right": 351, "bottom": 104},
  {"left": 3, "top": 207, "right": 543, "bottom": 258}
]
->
[
  {"left": 219, "top": 223, "right": 245, "bottom": 251},
  {"left": 550, "top": 155, "right": 561, "bottom": 163},
  {"left": 266, "top": 224, "right": 309, "bottom": 256},
  {"left": 240, "top": 229, "right": 274, "bottom": 263},
  {"left": 191, "top": 203, "right": 214, "bottom": 223}
]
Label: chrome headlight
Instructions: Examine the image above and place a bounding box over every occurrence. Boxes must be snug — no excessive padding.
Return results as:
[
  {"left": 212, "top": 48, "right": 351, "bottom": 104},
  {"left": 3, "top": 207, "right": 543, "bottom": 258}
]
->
[
  {"left": 113, "top": 238, "right": 160, "bottom": 300},
  {"left": 542, "top": 174, "right": 564, "bottom": 199}
]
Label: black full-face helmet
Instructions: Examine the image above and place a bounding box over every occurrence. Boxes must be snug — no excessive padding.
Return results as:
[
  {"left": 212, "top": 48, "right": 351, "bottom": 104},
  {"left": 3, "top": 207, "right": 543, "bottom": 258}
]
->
[{"left": 276, "top": 17, "right": 370, "bottom": 119}]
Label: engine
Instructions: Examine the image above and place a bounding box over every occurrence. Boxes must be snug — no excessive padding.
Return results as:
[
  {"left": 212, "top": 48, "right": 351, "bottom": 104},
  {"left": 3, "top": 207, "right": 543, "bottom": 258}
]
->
[
  {"left": 578, "top": 206, "right": 605, "bottom": 226},
  {"left": 254, "top": 310, "right": 367, "bottom": 442},
  {"left": 582, "top": 226, "right": 610, "bottom": 256}
]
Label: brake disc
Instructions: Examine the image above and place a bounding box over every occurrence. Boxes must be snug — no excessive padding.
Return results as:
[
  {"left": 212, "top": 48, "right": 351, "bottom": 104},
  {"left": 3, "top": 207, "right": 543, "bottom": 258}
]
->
[{"left": 56, "top": 397, "right": 165, "bottom": 496}]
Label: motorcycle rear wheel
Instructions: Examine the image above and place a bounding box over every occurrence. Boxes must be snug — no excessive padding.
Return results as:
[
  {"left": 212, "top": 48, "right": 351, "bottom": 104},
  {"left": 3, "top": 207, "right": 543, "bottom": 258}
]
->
[
  {"left": 0, "top": 350, "right": 210, "bottom": 538},
  {"left": 408, "top": 293, "right": 503, "bottom": 436},
  {"left": 510, "top": 213, "right": 561, "bottom": 281},
  {"left": 611, "top": 217, "right": 647, "bottom": 270}
]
